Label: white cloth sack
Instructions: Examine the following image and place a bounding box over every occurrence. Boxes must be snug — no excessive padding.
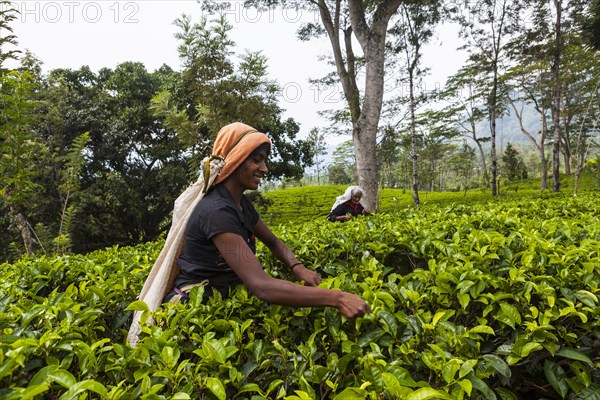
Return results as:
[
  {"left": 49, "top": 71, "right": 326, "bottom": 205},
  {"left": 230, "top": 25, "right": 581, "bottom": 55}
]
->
[{"left": 127, "top": 156, "right": 224, "bottom": 347}]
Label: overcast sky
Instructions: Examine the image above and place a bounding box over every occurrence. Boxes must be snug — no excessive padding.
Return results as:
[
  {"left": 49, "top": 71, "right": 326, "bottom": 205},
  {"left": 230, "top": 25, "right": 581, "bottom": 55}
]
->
[{"left": 9, "top": 0, "right": 466, "bottom": 145}]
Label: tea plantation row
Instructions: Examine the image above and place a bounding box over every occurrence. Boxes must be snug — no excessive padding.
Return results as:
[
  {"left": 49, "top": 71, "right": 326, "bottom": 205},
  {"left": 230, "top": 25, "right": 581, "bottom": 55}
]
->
[
  {"left": 1, "top": 194, "right": 599, "bottom": 399},
  {"left": 259, "top": 172, "right": 599, "bottom": 226}
]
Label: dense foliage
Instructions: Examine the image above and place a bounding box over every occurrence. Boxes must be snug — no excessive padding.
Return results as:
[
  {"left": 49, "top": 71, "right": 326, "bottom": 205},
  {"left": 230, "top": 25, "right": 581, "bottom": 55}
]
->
[
  {"left": 0, "top": 31, "right": 314, "bottom": 261},
  {"left": 1, "top": 193, "right": 599, "bottom": 399},
  {"left": 3, "top": 1, "right": 600, "bottom": 263}
]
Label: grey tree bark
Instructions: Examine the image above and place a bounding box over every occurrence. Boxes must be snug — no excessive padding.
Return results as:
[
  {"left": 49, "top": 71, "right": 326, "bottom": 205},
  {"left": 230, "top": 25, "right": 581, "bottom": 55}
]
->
[{"left": 317, "top": 0, "right": 402, "bottom": 212}]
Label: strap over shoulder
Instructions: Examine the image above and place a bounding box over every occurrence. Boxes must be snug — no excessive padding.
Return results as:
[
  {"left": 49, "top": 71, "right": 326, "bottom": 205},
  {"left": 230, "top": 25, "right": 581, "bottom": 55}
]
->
[{"left": 126, "top": 156, "right": 225, "bottom": 347}]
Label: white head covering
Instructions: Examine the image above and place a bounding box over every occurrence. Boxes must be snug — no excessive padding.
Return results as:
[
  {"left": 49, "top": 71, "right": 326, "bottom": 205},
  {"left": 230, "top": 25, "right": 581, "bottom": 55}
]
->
[{"left": 330, "top": 186, "right": 364, "bottom": 212}]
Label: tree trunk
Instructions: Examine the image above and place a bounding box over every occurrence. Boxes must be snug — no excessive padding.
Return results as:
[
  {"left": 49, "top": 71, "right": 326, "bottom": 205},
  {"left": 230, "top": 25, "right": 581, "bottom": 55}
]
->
[
  {"left": 353, "top": 118, "right": 379, "bottom": 211},
  {"left": 561, "top": 115, "right": 573, "bottom": 174},
  {"left": 408, "top": 61, "right": 420, "bottom": 207},
  {"left": 482, "top": 0, "right": 511, "bottom": 197},
  {"left": 540, "top": 117, "right": 549, "bottom": 190},
  {"left": 476, "top": 141, "right": 489, "bottom": 186},
  {"left": 488, "top": 27, "right": 502, "bottom": 197},
  {"left": 508, "top": 97, "right": 549, "bottom": 190},
  {"left": 464, "top": 99, "right": 490, "bottom": 186},
  {"left": 551, "top": 0, "right": 563, "bottom": 192},
  {"left": 573, "top": 86, "right": 599, "bottom": 195},
  {"left": 316, "top": 160, "right": 321, "bottom": 185},
  {"left": 573, "top": 164, "right": 582, "bottom": 196},
  {"left": 9, "top": 204, "right": 34, "bottom": 256},
  {"left": 317, "top": 0, "right": 403, "bottom": 211},
  {"left": 346, "top": 0, "right": 403, "bottom": 212},
  {"left": 489, "top": 95, "right": 498, "bottom": 196}
]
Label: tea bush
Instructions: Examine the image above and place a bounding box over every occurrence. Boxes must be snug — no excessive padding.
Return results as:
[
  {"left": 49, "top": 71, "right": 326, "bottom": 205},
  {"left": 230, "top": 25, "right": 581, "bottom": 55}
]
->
[{"left": 1, "top": 194, "right": 599, "bottom": 399}]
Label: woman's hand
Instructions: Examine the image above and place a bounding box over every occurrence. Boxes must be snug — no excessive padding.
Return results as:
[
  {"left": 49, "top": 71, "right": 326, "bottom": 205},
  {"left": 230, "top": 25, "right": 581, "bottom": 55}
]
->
[
  {"left": 336, "top": 292, "right": 371, "bottom": 319},
  {"left": 292, "top": 265, "right": 322, "bottom": 287}
]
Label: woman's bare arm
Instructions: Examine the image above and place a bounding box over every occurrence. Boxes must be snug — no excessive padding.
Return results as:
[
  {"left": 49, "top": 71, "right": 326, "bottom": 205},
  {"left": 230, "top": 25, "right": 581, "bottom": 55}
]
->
[
  {"left": 254, "top": 219, "right": 321, "bottom": 286},
  {"left": 211, "top": 232, "right": 369, "bottom": 319}
]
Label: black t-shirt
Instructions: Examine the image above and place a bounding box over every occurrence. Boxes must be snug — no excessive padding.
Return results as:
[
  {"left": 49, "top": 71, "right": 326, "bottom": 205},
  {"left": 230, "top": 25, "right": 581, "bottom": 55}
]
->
[
  {"left": 168, "top": 184, "right": 259, "bottom": 301},
  {"left": 328, "top": 201, "right": 365, "bottom": 222}
]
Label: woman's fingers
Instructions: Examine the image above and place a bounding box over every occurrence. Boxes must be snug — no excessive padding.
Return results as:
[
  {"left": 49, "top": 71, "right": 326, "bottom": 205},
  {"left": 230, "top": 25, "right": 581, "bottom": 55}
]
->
[
  {"left": 338, "top": 293, "right": 370, "bottom": 319},
  {"left": 295, "top": 268, "right": 322, "bottom": 286}
]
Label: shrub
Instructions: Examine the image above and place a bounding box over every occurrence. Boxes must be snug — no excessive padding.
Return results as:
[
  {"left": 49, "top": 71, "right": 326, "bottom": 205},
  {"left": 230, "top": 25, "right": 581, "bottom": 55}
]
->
[{"left": 1, "top": 194, "right": 599, "bottom": 399}]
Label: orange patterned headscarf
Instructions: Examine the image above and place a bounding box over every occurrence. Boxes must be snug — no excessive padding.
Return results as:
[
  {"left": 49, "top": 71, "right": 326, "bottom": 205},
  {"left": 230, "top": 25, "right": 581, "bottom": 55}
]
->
[{"left": 212, "top": 122, "right": 271, "bottom": 185}]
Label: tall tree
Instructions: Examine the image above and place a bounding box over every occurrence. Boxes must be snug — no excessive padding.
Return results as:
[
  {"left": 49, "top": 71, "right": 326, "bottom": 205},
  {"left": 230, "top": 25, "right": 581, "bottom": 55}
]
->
[
  {"left": 572, "top": 86, "right": 599, "bottom": 195},
  {"left": 503, "top": 60, "right": 552, "bottom": 190},
  {"left": 35, "top": 63, "right": 189, "bottom": 254},
  {"left": 447, "top": 140, "right": 477, "bottom": 195},
  {"left": 0, "top": 71, "right": 44, "bottom": 255},
  {"left": 376, "top": 125, "right": 402, "bottom": 188},
  {"left": 159, "top": 14, "right": 313, "bottom": 181},
  {"left": 456, "top": 0, "right": 523, "bottom": 196},
  {"left": 328, "top": 140, "right": 355, "bottom": 184},
  {"left": 441, "top": 66, "right": 491, "bottom": 188},
  {"left": 513, "top": 0, "right": 589, "bottom": 191},
  {"left": 550, "top": 0, "right": 564, "bottom": 192},
  {"left": 55, "top": 132, "right": 90, "bottom": 254},
  {"left": 502, "top": 143, "right": 528, "bottom": 180},
  {"left": 341, "top": 0, "right": 403, "bottom": 211},
  {"left": 241, "top": 0, "right": 404, "bottom": 212},
  {"left": 566, "top": 45, "right": 600, "bottom": 195},
  {"left": 557, "top": 44, "right": 600, "bottom": 173},
  {"left": 389, "top": 0, "right": 441, "bottom": 206},
  {"left": 412, "top": 109, "right": 461, "bottom": 192},
  {"left": 0, "top": 1, "right": 19, "bottom": 71}
]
